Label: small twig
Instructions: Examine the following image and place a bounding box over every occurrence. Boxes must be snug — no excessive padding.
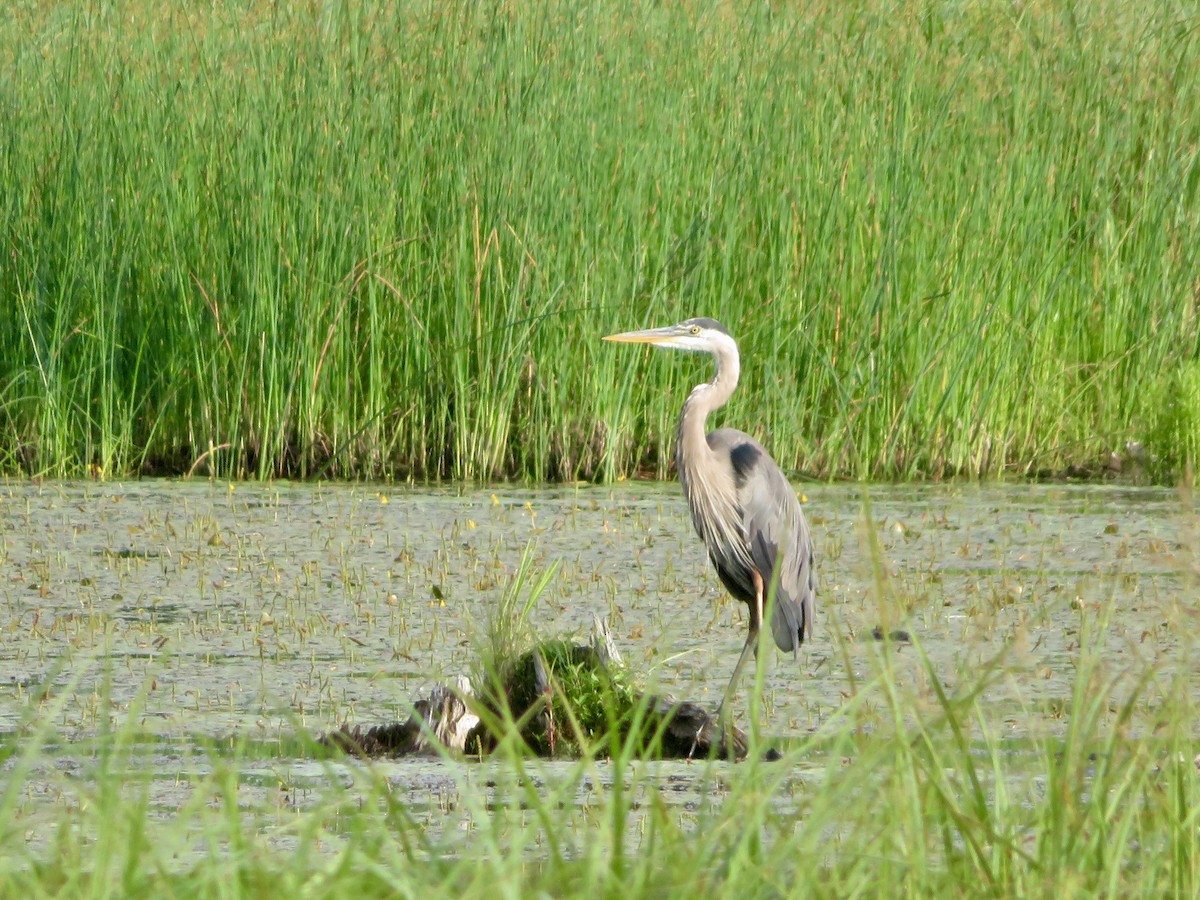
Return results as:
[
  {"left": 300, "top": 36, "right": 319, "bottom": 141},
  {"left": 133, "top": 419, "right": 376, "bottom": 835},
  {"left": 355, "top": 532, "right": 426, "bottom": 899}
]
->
[{"left": 186, "top": 442, "right": 232, "bottom": 479}]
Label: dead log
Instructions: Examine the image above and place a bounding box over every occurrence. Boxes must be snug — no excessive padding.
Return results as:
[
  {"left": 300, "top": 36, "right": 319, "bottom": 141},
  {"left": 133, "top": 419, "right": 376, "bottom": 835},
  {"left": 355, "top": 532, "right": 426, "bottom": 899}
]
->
[{"left": 321, "top": 676, "right": 481, "bottom": 757}]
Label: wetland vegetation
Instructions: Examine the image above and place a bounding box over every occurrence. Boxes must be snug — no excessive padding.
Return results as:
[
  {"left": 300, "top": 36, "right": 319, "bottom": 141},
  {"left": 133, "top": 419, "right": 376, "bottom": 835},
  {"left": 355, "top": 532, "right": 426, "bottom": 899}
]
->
[
  {"left": 2, "top": 0, "right": 1199, "bottom": 481},
  {"left": 3, "top": 0, "right": 1200, "bottom": 896}
]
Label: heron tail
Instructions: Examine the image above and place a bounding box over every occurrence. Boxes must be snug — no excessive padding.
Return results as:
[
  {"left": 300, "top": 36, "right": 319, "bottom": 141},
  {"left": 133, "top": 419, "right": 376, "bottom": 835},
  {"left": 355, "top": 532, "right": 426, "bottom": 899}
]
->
[{"left": 769, "top": 593, "right": 812, "bottom": 660}]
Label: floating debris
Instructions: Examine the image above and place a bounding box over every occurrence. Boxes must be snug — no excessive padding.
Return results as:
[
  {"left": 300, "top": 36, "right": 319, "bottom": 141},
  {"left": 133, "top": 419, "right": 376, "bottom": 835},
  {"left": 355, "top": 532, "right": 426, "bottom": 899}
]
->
[{"left": 320, "top": 619, "right": 755, "bottom": 761}]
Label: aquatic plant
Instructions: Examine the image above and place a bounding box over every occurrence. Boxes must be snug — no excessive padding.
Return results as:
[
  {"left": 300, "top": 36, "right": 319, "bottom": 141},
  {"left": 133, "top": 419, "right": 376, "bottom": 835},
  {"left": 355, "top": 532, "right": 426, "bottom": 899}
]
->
[{"left": 0, "top": 1, "right": 1198, "bottom": 480}]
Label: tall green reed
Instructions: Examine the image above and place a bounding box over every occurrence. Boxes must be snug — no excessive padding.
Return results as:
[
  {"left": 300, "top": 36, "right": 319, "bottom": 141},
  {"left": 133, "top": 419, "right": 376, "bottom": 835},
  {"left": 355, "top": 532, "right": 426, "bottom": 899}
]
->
[{"left": 1, "top": 1, "right": 1198, "bottom": 480}]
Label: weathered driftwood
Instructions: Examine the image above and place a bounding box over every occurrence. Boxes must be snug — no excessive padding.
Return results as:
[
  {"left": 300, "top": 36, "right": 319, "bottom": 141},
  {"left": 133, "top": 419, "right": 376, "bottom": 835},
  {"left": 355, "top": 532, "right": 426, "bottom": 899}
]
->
[
  {"left": 320, "top": 618, "right": 757, "bottom": 761},
  {"left": 641, "top": 691, "right": 751, "bottom": 760},
  {"left": 321, "top": 676, "right": 481, "bottom": 757}
]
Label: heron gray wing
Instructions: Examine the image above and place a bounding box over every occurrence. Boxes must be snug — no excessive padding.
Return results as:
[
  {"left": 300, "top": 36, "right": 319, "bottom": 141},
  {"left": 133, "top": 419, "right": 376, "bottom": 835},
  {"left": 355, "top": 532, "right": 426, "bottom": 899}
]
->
[{"left": 722, "top": 433, "right": 815, "bottom": 656}]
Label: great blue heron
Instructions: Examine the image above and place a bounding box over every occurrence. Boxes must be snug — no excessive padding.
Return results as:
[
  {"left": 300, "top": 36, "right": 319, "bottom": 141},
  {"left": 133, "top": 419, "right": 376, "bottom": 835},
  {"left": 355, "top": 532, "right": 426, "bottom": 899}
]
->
[{"left": 604, "top": 317, "right": 815, "bottom": 721}]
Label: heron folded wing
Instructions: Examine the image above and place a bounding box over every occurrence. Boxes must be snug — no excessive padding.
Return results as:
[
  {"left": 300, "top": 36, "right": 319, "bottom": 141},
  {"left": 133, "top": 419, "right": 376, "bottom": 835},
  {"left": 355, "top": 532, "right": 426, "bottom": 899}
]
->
[{"left": 736, "top": 453, "right": 815, "bottom": 655}]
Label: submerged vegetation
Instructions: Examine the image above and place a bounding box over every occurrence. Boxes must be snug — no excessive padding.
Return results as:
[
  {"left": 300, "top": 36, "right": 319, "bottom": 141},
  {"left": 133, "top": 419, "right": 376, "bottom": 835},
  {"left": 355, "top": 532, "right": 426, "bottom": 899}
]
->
[{"left": 1, "top": 1, "right": 1199, "bottom": 481}]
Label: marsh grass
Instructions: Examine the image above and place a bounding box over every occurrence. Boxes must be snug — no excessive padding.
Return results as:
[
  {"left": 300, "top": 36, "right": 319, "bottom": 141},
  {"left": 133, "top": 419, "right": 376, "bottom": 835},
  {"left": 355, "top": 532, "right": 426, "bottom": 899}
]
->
[{"left": 1, "top": 1, "right": 1199, "bottom": 481}]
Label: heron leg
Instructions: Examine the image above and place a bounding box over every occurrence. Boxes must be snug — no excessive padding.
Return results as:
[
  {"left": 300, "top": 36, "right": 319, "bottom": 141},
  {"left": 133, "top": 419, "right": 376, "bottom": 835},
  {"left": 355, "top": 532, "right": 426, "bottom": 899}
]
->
[
  {"left": 713, "top": 570, "right": 765, "bottom": 735},
  {"left": 715, "top": 630, "right": 757, "bottom": 721}
]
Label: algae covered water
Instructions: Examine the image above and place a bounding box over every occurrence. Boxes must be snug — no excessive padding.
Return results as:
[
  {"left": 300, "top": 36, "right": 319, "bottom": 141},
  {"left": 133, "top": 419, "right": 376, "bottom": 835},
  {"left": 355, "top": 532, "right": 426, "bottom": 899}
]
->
[
  {"left": 0, "top": 479, "right": 1189, "bottom": 738},
  {"left": 0, "top": 479, "right": 1193, "bottom": 850}
]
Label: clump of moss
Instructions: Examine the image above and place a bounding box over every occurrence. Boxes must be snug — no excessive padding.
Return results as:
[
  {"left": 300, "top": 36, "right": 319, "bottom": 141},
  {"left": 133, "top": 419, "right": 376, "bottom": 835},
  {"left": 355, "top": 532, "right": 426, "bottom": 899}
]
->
[
  {"left": 486, "top": 640, "right": 637, "bottom": 757},
  {"left": 472, "top": 546, "right": 642, "bottom": 755},
  {"left": 466, "top": 546, "right": 740, "bottom": 759}
]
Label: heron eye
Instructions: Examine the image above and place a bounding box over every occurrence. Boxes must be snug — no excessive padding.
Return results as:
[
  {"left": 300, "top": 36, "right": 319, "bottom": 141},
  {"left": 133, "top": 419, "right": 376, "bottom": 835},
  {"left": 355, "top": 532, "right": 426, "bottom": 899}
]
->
[{"left": 690, "top": 325, "right": 700, "bottom": 335}]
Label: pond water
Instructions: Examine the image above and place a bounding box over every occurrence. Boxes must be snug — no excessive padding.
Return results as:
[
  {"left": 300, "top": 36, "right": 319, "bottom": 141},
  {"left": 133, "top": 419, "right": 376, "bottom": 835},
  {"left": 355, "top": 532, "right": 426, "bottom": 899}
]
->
[{"left": 0, "top": 479, "right": 1195, "bottom": 850}]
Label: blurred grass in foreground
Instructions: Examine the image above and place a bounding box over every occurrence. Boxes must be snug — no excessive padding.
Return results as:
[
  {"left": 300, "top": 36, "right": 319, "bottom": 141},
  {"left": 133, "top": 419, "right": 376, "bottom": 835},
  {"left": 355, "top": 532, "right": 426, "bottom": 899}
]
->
[
  {"left": 0, "top": 552, "right": 1197, "bottom": 897},
  {"left": 1, "top": 1, "right": 1199, "bottom": 481}
]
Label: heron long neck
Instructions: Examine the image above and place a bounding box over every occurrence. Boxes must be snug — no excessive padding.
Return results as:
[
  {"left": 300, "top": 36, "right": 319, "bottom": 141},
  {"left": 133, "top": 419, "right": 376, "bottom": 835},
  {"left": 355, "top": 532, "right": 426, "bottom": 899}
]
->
[{"left": 676, "top": 341, "right": 741, "bottom": 482}]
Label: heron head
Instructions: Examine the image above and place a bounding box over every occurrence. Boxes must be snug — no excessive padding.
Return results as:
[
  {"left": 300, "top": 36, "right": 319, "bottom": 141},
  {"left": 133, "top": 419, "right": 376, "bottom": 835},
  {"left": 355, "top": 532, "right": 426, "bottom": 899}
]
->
[{"left": 603, "top": 317, "right": 735, "bottom": 354}]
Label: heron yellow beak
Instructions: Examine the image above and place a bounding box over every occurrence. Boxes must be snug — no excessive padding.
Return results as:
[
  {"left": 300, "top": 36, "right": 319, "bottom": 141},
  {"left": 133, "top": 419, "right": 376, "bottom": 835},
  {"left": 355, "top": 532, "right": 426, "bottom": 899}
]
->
[{"left": 602, "top": 326, "right": 677, "bottom": 344}]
